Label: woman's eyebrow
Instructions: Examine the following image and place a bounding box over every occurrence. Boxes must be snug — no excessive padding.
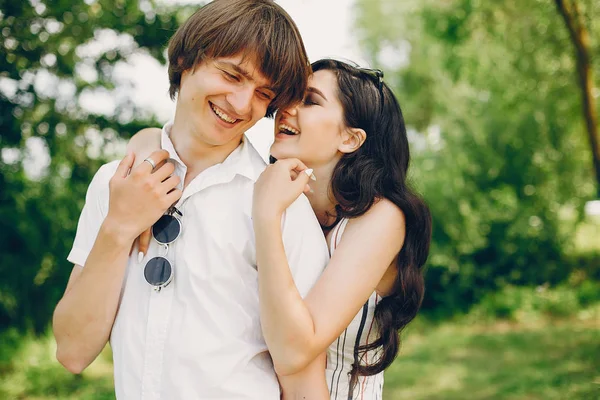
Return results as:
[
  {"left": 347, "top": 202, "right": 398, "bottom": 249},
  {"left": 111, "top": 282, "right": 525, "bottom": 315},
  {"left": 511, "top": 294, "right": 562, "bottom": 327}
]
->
[{"left": 307, "top": 87, "right": 327, "bottom": 101}]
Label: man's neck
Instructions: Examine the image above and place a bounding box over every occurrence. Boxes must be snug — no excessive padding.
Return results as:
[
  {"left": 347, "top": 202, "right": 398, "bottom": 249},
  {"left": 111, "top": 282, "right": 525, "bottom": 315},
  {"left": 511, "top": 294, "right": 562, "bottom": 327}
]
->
[{"left": 169, "top": 118, "right": 242, "bottom": 187}]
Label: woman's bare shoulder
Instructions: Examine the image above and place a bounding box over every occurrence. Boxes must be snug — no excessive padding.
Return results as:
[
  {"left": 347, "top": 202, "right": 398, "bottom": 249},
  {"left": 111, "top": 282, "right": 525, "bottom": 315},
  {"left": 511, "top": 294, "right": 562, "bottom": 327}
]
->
[
  {"left": 347, "top": 198, "right": 406, "bottom": 233},
  {"left": 126, "top": 127, "right": 162, "bottom": 167},
  {"left": 127, "top": 127, "right": 162, "bottom": 151}
]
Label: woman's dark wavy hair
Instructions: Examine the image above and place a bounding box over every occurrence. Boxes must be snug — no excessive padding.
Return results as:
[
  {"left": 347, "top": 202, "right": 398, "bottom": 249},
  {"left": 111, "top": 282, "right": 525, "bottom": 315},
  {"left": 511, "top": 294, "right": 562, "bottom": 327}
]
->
[{"left": 312, "top": 59, "right": 432, "bottom": 387}]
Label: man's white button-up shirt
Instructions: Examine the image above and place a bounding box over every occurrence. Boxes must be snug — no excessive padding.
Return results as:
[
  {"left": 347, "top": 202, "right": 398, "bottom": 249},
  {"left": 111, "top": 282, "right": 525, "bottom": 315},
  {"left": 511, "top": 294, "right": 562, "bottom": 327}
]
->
[{"left": 67, "top": 122, "right": 329, "bottom": 399}]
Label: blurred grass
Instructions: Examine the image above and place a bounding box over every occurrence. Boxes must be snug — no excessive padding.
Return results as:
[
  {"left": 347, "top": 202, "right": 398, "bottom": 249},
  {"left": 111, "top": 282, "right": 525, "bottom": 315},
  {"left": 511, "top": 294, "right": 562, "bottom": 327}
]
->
[
  {"left": 1, "top": 311, "right": 598, "bottom": 399},
  {"left": 384, "top": 314, "right": 599, "bottom": 399},
  {"left": 0, "top": 330, "right": 114, "bottom": 400}
]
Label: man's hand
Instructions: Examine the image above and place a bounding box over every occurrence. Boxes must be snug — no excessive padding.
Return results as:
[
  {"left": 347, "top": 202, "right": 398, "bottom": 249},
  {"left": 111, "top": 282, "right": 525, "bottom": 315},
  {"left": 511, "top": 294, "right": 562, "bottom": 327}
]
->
[{"left": 106, "top": 150, "right": 182, "bottom": 243}]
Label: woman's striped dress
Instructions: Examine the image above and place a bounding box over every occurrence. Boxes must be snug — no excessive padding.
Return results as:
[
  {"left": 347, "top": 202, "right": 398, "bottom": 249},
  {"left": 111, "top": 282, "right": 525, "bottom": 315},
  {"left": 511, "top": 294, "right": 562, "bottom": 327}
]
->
[{"left": 325, "top": 218, "right": 384, "bottom": 400}]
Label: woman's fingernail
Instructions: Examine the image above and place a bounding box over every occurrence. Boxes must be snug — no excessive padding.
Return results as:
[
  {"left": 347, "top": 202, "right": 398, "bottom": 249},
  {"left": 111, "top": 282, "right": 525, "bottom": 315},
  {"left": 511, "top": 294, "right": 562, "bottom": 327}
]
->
[
  {"left": 138, "top": 251, "right": 144, "bottom": 264},
  {"left": 304, "top": 168, "right": 317, "bottom": 181}
]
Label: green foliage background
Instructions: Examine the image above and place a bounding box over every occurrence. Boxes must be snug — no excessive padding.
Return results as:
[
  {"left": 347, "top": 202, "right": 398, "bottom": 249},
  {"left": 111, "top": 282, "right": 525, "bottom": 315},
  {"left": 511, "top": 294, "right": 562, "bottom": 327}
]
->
[{"left": 355, "top": 0, "right": 600, "bottom": 313}]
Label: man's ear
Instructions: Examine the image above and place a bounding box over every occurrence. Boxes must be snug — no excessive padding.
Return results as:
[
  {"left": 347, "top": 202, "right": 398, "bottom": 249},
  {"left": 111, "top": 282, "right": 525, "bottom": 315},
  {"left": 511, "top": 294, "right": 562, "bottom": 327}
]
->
[{"left": 339, "top": 127, "right": 366, "bottom": 154}]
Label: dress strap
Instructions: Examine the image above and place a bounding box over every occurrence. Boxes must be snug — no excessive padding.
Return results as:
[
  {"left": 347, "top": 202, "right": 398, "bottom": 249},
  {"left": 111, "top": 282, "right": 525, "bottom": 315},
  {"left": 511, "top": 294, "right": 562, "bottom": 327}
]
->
[{"left": 329, "top": 218, "right": 349, "bottom": 256}]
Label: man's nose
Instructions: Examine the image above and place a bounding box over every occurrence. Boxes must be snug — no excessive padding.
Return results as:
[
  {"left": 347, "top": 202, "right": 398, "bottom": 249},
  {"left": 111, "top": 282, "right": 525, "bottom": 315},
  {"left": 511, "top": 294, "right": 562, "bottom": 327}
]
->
[
  {"left": 281, "top": 103, "right": 299, "bottom": 117},
  {"left": 226, "top": 85, "right": 254, "bottom": 117}
]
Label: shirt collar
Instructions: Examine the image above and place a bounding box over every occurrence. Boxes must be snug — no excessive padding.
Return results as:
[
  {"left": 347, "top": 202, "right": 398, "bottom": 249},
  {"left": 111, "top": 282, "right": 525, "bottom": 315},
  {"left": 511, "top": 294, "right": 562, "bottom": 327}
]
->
[{"left": 160, "top": 121, "right": 265, "bottom": 183}]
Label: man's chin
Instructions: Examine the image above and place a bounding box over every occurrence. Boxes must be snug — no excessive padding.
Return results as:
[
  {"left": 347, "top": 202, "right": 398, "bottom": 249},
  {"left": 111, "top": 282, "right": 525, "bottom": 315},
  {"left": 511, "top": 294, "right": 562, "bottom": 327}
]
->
[{"left": 203, "top": 127, "right": 246, "bottom": 146}]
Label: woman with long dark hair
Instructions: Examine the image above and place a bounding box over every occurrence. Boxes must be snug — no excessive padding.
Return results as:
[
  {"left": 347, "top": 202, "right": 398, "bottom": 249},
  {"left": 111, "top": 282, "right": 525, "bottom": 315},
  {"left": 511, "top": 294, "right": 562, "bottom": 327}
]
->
[{"left": 253, "top": 58, "right": 431, "bottom": 398}]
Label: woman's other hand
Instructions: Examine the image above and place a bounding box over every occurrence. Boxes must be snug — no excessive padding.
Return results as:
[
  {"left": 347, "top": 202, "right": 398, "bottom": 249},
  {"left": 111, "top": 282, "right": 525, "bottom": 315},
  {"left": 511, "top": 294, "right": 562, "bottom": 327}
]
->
[{"left": 253, "top": 158, "right": 314, "bottom": 222}]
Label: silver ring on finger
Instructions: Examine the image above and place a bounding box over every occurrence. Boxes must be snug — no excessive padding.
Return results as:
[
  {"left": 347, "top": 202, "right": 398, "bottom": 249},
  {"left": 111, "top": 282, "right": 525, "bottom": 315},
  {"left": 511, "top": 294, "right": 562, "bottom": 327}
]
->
[{"left": 143, "top": 158, "right": 157, "bottom": 170}]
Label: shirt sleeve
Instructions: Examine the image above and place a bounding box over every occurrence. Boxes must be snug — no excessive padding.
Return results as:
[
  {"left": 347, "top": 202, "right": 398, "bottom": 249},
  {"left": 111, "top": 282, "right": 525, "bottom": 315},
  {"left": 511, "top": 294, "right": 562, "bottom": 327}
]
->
[
  {"left": 67, "top": 161, "right": 119, "bottom": 267},
  {"left": 281, "top": 194, "right": 330, "bottom": 298}
]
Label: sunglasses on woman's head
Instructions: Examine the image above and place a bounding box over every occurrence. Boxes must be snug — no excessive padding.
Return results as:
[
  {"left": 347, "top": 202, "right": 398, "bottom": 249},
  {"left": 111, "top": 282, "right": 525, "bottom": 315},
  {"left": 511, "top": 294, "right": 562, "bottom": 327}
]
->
[
  {"left": 355, "top": 67, "right": 385, "bottom": 112},
  {"left": 357, "top": 67, "right": 384, "bottom": 92}
]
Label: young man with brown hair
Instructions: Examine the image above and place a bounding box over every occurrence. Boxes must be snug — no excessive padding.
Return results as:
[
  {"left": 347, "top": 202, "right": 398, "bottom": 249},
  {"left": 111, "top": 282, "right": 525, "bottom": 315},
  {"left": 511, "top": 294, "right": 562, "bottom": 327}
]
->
[{"left": 52, "top": 1, "right": 329, "bottom": 398}]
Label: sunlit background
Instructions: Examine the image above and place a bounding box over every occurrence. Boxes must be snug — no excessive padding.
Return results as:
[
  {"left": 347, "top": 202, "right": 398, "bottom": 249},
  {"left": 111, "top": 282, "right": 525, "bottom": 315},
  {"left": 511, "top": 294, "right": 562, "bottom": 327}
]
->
[{"left": 1, "top": 0, "right": 599, "bottom": 399}]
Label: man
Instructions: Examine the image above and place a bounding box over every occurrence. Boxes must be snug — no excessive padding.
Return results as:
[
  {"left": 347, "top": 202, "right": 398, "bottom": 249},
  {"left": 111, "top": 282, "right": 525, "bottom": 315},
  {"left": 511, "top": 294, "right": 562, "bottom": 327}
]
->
[{"left": 52, "top": 1, "right": 329, "bottom": 398}]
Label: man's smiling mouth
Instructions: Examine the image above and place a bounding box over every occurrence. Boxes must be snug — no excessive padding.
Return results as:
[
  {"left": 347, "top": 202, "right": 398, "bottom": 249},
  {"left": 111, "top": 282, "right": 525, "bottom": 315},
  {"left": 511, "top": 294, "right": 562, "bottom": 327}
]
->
[{"left": 210, "top": 102, "right": 239, "bottom": 124}]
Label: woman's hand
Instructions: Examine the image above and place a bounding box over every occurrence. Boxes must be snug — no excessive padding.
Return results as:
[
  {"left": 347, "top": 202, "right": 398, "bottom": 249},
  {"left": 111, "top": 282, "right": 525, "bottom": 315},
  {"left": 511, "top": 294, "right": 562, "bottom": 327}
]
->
[{"left": 252, "top": 158, "right": 314, "bottom": 223}]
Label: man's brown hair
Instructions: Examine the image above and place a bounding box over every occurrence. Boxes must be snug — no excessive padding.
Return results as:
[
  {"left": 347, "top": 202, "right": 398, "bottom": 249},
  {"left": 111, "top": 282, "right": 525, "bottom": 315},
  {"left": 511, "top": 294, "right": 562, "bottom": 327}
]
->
[{"left": 167, "top": 0, "right": 310, "bottom": 118}]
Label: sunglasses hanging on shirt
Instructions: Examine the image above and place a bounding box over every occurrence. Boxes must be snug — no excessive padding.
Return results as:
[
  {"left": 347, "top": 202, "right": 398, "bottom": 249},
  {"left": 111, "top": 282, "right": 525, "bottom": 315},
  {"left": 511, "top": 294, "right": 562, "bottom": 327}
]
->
[{"left": 144, "top": 206, "right": 183, "bottom": 291}]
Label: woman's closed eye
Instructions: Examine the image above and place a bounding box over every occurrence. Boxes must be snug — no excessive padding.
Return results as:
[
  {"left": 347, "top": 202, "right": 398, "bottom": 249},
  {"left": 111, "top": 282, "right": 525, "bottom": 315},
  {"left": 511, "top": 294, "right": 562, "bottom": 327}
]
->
[{"left": 302, "top": 94, "right": 319, "bottom": 106}]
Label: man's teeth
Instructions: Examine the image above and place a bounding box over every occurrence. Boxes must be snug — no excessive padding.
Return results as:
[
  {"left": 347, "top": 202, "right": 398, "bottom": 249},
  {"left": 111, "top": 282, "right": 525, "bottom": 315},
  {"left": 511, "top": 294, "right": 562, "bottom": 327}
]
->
[
  {"left": 279, "top": 124, "right": 299, "bottom": 135},
  {"left": 211, "top": 104, "right": 237, "bottom": 123}
]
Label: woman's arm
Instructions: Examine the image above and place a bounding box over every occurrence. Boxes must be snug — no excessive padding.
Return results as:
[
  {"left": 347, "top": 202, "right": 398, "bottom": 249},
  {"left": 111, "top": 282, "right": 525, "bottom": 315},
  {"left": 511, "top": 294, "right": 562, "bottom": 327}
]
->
[
  {"left": 278, "top": 353, "right": 329, "bottom": 400},
  {"left": 253, "top": 161, "right": 406, "bottom": 375}
]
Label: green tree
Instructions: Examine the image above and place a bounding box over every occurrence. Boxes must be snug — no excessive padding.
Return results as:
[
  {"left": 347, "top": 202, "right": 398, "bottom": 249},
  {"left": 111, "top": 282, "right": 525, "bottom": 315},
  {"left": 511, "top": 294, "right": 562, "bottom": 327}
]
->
[
  {"left": 354, "top": 0, "right": 599, "bottom": 312},
  {"left": 555, "top": 0, "right": 599, "bottom": 197},
  {"left": 0, "top": 0, "right": 197, "bottom": 332}
]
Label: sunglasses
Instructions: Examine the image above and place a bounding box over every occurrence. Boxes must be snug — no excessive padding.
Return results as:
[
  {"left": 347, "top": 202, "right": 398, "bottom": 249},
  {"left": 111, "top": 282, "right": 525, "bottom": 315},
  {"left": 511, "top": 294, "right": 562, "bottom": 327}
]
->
[
  {"left": 356, "top": 67, "right": 385, "bottom": 112},
  {"left": 143, "top": 206, "right": 183, "bottom": 291},
  {"left": 357, "top": 67, "right": 384, "bottom": 92}
]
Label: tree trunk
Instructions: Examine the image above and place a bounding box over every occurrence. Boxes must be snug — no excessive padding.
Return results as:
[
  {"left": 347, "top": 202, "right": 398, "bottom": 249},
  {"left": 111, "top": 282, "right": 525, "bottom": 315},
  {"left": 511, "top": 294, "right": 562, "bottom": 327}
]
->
[{"left": 555, "top": 0, "right": 600, "bottom": 197}]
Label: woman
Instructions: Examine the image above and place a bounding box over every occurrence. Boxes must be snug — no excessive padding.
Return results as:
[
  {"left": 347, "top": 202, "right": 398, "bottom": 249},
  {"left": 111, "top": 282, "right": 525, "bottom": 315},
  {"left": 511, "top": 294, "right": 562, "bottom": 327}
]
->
[{"left": 130, "top": 59, "right": 431, "bottom": 399}]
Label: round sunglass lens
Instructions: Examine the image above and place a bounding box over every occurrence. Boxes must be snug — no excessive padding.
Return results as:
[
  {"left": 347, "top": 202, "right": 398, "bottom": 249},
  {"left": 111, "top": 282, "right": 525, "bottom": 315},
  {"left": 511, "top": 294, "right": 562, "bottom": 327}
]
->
[
  {"left": 144, "top": 257, "right": 173, "bottom": 287},
  {"left": 152, "top": 214, "right": 181, "bottom": 244}
]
